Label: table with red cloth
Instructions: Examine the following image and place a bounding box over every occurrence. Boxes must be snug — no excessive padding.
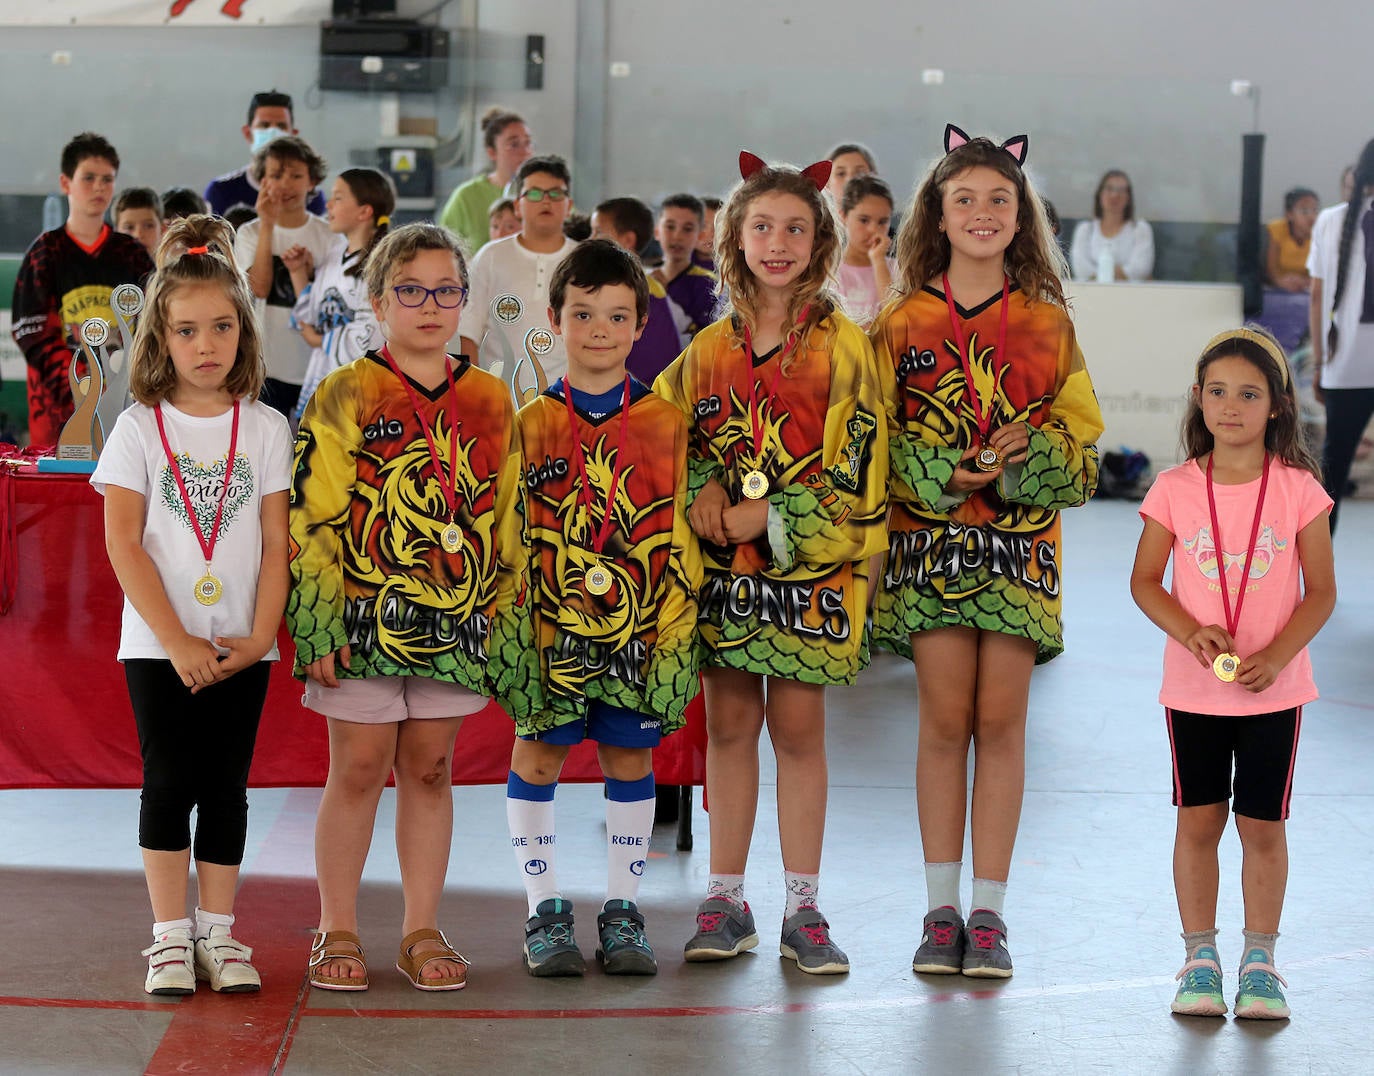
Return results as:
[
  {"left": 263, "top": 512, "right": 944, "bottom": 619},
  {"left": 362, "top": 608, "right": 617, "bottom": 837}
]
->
[{"left": 0, "top": 465, "right": 705, "bottom": 843}]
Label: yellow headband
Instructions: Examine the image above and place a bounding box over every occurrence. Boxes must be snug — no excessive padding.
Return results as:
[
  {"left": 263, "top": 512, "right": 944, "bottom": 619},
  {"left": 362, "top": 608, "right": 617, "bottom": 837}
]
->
[{"left": 1199, "top": 326, "right": 1290, "bottom": 390}]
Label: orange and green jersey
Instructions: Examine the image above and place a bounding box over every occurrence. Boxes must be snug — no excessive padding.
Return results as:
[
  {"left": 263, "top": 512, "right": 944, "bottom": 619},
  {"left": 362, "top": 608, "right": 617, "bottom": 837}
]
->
[
  {"left": 287, "top": 351, "right": 516, "bottom": 691},
  {"left": 871, "top": 285, "right": 1103, "bottom": 663},
  {"left": 489, "top": 380, "right": 703, "bottom": 734},
  {"left": 654, "top": 310, "right": 889, "bottom": 686}
]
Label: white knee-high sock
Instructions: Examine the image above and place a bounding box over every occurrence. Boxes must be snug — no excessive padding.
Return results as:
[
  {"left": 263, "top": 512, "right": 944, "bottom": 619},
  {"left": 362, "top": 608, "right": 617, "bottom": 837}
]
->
[
  {"left": 506, "top": 771, "right": 560, "bottom": 916},
  {"left": 605, "top": 774, "right": 655, "bottom": 905}
]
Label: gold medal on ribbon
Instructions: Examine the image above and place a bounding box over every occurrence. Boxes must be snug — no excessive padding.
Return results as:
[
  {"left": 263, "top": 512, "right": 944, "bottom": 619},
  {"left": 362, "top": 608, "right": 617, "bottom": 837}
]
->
[
  {"left": 1212, "top": 653, "right": 1240, "bottom": 683},
  {"left": 741, "top": 469, "right": 769, "bottom": 500},
  {"left": 194, "top": 572, "right": 223, "bottom": 607},
  {"left": 441, "top": 523, "right": 462, "bottom": 554},
  {"left": 585, "top": 563, "right": 613, "bottom": 596},
  {"left": 974, "top": 446, "right": 1003, "bottom": 472}
]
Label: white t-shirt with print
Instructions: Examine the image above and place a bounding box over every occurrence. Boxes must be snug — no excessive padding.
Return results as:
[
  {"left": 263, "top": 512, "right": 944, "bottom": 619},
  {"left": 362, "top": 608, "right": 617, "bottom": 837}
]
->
[
  {"left": 91, "top": 399, "right": 293, "bottom": 661},
  {"left": 459, "top": 233, "right": 579, "bottom": 396}
]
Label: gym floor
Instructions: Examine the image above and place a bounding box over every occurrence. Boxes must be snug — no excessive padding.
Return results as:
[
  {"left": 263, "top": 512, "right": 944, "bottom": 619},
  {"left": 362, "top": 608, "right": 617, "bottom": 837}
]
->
[{"left": 3, "top": 498, "right": 1371, "bottom": 1075}]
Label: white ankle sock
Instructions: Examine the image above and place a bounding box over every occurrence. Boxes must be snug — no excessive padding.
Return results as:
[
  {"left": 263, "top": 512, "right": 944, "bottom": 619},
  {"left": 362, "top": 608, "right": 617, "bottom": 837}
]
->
[
  {"left": 784, "top": 871, "right": 819, "bottom": 917},
  {"left": 152, "top": 917, "right": 194, "bottom": 940},
  {"left": 706, "top": 874, "right": 746, "bottom": 906},
  {"left": 971, "top": 877, "right": 1007, "bottom": 915},
  {"left": 924, "top": 861, "right": 962, "bottom": 916},
  {"left": 194, "top": 907, "right": 234, "bottom": 941}
]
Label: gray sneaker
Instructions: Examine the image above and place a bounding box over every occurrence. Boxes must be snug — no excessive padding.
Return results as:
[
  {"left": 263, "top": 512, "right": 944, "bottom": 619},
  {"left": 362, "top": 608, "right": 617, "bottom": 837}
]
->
[
  {"left": 523, "top": 898, "right": 585, "bottom": 977},
  {"left": 962, "top": 909, "right": 1013, "bottom": 978},
  {"left": 779, "top": 909, "right": 850, "bottom": 975},
  {"left": 912, "top": 906, "right": 965, "bottom": 974},
  {"left": 596, "top": 899, "right": 657, "bottom": 976},
  {"left": 683, "top": 897, "right": 759, "bottom": 961}
]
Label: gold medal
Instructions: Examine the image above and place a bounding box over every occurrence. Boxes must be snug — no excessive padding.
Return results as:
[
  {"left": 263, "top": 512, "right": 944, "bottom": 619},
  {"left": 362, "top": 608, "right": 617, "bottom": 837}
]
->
[
  {"left": 194, "top": 572, "right": 223, "bottom": 607},
  {"left": 441, "top": 523, "right": 462, "bottom": 553},
  {"left": 585, "top": 564, "right": 613, "bottom": 596},
  {"left": 974, "top": 446, "right": 1003, "bottom": 472},
  {"left": 742, "top": 469, "right": 769, "bottom": 500},
  {"left": 1212, "top": 652, "right": 1239, "bottom": 683}
]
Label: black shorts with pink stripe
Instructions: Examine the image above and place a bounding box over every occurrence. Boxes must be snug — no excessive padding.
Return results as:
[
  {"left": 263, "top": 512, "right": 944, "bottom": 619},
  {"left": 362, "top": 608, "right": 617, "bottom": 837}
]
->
[{"left": 1165, "top": 707, "right": 1302, "bottom": 821}]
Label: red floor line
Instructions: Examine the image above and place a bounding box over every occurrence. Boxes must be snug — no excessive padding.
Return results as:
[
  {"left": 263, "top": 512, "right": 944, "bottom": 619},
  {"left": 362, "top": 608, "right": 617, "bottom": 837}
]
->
[{"left": 0, "top": 994, "right": 180, "bottom": 1013}]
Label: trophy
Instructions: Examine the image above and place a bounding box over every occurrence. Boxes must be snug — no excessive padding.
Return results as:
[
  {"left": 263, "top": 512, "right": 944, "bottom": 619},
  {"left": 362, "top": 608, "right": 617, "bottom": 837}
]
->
[
  {"left": 96, "top": 283, "right": 143, "bottom": 447},
  {"left": 55, "top": 317, "right": 110, "bottom": 463},
  {"left": 513, "top": 327, "right": 553, "bottom": 405}
]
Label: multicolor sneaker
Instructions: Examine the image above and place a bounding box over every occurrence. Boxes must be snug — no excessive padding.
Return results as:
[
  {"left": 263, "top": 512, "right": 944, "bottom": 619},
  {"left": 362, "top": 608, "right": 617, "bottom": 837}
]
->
[
  {"left": 1234, "top": 948, "right": 1290, "bottom": 1019},
  {"left": 779, "top": 909, "right": 850, "bottom": 975},
  {"left": 596, "top": 900, "right": 657, "bottom": 975},
  {"left": 523, "top": 898, "right": 585, "bottom": 977},
  {"left": 962, "top": 909, "right": 1013, "bottom": 978},
  {"left": 683, "top": 897, "right": 759, "bottom": 961},
  {"left": 194, "top": 924, "right": 262, "bottom": 993},
  {"left": 142, "top": 927, "right": 195, "bottom": 996},
  {"left": 1170, "top": 946, "right": 1227, "bottom": 1016},
  {"left": 912, "top": 906, "right": 965, "bottom": 975}
]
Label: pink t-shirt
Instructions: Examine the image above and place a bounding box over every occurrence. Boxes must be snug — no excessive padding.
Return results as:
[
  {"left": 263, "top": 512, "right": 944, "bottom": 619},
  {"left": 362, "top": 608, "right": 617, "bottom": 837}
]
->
[
  {"left": 836, "top": 259, "right": 896, "bottom": 328},
  {"left": 1139, "top": 459, "right": 1331, "bottom": 716}
]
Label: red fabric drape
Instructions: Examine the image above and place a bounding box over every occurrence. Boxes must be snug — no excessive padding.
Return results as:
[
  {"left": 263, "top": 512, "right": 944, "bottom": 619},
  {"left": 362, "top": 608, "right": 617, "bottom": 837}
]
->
[{"left": 0, "top": 471, "right": 705, "bottom": 789}]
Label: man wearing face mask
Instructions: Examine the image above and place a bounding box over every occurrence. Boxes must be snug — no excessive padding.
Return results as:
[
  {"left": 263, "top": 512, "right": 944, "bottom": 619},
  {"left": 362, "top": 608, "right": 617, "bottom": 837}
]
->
[{"left": 203, "top": 90, "right": 327, "bottom": 219}]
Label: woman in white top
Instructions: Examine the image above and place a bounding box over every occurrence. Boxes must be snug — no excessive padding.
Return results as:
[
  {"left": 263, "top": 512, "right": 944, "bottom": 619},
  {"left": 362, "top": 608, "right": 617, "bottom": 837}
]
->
[
  {"left": 1307, "top": 137, "right": 1374, "bottom": 532},
  {"left": 1071, "top": 170, "right": 1154, "bottom": 282}
]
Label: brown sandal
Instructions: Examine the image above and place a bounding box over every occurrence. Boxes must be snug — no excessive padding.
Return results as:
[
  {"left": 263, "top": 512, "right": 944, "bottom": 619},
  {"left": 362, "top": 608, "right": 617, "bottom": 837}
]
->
[
  {"left": 396, "top": 928, "right": 469, "bottom": 991},
  {"left": 308, "top": 930, "right": 369, "bottom": 991}
]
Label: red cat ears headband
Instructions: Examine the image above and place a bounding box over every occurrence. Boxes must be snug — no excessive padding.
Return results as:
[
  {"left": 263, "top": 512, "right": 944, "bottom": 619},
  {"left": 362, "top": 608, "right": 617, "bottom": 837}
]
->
[
  {"left": 944, "top": 123, "right": 1028, "bottom": 167},
  {"left": 739, "top": 151, "right": 833, "bottom": 191}
]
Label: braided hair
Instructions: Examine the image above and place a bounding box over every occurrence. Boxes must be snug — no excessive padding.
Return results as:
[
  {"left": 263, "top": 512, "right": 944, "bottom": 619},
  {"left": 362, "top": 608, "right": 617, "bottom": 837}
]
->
[{"left": 1326, "top": 138, "right": 1374, "bottom": 358}]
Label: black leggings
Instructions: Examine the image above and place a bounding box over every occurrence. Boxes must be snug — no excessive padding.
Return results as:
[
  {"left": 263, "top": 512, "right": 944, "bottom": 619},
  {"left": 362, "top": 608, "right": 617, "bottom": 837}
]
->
[
  {"left": 125, "top": 659, "right": 269, "bottom": 865},
  {"left": 1321, "top": 386, "right": 1374, "bottom": 533}
]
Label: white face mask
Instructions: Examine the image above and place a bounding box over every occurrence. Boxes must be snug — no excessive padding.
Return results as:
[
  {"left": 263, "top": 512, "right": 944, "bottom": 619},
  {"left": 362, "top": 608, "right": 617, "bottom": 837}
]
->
[{"left": 250, "top": 127, "right": 285, "bottom": 152}]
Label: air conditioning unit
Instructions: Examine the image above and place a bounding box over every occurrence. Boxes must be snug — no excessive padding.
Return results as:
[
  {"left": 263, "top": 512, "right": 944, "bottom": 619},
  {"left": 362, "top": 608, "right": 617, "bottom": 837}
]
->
[{"left": 319, "top": 19, "right": 450, "bottom": 93}]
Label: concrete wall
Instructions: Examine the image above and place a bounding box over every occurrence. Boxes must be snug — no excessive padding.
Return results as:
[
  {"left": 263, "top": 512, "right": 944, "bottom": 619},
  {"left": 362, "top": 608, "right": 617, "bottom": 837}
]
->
[{"left": 0, "top": 1, "right": 1367, "bottom": 238}]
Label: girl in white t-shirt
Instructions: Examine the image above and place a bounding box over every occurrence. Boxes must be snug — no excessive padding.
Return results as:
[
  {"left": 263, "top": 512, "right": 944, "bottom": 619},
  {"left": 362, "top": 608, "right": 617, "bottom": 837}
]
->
[
  {"left": 288, "top": 168, "right": 395, "bottom": 419},
  {"left": 834, "top": 174, "right": 896, "bottom": 328},
  {"left": 92, "top": 215, "right": 292, "bottom": 998}
]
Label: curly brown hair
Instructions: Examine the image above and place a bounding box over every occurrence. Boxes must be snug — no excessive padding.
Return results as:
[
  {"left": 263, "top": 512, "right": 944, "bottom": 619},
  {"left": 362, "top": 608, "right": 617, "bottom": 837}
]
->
[
  {"left": 892, "top": 137, "right": 1067, "bottom": 308},
  {"left": 129, "top": 215, "right": 264, "bottom": 405},
  {"left": 713, "top": 161, "right": 842, "bottom": 371}
]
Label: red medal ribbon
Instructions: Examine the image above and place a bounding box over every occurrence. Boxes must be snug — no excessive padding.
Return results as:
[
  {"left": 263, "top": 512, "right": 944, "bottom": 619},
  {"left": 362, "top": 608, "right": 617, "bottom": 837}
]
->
[
  {"left": 154, "top": 400, "right": 240, "bottom": 568},
  {"left": 1205, "top": 452, "right": 1271, "bottom": 641},
  {"left": 380, "top": 346, "right": 463, "bottom": 524},
  {"left": 942, "top": 274, "right": 1009, "bottom": 445},
  {"left": 563, "top": 376, "right": 633, "bottom": 555},
  {"left": 741, "top": 304, "right": 810, "bottom": 466}
]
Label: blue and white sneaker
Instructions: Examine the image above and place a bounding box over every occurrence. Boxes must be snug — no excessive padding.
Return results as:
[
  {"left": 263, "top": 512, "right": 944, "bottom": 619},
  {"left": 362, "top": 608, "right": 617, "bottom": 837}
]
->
[
  {"left": 1234, "top": 948, "right": 1290, "bottom": 1019},
  {"left": 961, "top": 909, "right": 1013, "bottom": 978},
  {"left": 1171, "top": 945, "right": 1227, "bottom": 1016},
  {"left": 523, "top": 898, "right": 585, "bottom": 977}
]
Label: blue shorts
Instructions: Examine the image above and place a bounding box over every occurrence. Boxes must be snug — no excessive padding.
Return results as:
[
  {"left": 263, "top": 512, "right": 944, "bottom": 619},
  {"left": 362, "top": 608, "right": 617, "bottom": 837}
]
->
[{"left": 520, "top": 700, "right": 663, "bottom": 748}]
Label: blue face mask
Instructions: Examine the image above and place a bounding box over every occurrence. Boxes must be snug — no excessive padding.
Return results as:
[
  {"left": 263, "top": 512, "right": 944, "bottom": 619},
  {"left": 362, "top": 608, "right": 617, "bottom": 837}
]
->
[{"left": 250, "top": 126, "right": 286, "bottom": 152}]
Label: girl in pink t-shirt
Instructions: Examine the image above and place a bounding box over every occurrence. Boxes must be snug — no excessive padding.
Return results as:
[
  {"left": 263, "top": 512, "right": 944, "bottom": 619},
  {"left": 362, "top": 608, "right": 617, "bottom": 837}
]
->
[{"left": 1131, "top": 326, "right": 1334, "bottom": 1022}]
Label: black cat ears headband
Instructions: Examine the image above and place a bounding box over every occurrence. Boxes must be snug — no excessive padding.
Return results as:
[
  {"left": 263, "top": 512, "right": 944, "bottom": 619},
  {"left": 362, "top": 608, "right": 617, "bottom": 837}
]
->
[{"left": 944, "top": 123, "right": 1028, "bottom": 168}]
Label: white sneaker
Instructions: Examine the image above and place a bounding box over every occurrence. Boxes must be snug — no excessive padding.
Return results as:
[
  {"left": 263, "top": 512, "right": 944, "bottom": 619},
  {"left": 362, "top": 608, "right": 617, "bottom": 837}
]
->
[
  {"left": 193, "top": 924, "right": 262, "bottom": 993},
  {"left": 143, "top": 928, "right": 195, "bottom": 996}
]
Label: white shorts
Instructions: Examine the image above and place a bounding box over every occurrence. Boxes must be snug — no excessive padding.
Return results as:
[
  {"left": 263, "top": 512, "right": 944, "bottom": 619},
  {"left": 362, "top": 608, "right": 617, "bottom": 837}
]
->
[{"left": 304, "top": 675, "right": 490, "bottom": 724}]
